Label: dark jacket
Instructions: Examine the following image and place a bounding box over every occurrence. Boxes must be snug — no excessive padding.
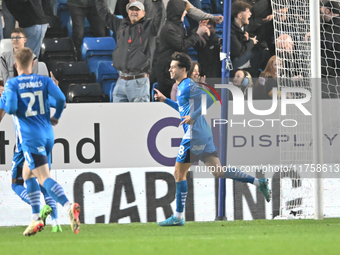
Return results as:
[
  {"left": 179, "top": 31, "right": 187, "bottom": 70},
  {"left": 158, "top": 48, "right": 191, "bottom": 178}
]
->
[
  {"left": 230, "top": 19, "right": 254, "bottom": 60},
  {"left": 253, "top": 75, "right": 277, "bottom": 99},
  {"left": 4, "top": 0, "right": 47, "bottom": 28},
  {"left": 195, "top": 32, "right": 222, "bottom": 78},
  {"left": 96, "top": 0, "right": 164, "bottom": 74},
  {"left": 155, "top": 0, "right": 202, "bottom": 98}
]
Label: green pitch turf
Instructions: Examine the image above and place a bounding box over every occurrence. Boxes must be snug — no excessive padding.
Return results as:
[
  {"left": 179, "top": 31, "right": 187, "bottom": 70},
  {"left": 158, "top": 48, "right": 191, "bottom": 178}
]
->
[{"left": 1, "top": 219, "right": 340, "bottom": 255}]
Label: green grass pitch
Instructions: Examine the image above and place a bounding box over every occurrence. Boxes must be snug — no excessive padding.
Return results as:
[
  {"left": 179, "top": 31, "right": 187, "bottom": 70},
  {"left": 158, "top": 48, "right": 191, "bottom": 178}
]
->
[{"left": 1, "top": 219, "right": 340, "bottom": 255}]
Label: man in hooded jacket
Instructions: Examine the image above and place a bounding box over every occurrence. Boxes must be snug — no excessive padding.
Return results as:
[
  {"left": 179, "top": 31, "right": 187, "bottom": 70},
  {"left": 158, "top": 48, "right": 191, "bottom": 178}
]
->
[{"left": 154, "top": 0, "right": 209, "bottom": 98}]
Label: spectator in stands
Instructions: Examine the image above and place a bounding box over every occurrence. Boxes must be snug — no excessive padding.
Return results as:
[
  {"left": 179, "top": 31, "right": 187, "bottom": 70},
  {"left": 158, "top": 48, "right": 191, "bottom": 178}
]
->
[
  {"left": 253, "top": 55, "right": 282, "bottom": 99},
  {"left": 194, "top": 18, "right": 222, "bottom": 79},
  {"left": 231, "top": 69, "right": 253, "bottom": 99},
  {"left": 68, "top": 0, "right": 106, "bottom": 60},
  {"left": 171, "top": 61, "right": 206, "bottom": 101},
  {"left": 2, "top": 1, "right": 16, "bottom": 39},
  {"left": 150, "top": 0, "right": 223, "bottom": 92},
  {"left": 230, "top": 1, "right": 259, "bottom": 76},
  {"left": 154, "top": 0, "right": 209, "bottom": 98},
  {"left": 3, "top": 0, "right": 48, "bottom": 58},
  {"left": 320, "top": 0, "right": 340, "bottom": 98},
  {"left": 0, "top": 28, "right": 38, "bottom": 84},
  {"left": 238, "top": 0, "right": 275, "bottom": 56},
  {"left": 95, "top": 0, "right": 164, "bottom": 102}
]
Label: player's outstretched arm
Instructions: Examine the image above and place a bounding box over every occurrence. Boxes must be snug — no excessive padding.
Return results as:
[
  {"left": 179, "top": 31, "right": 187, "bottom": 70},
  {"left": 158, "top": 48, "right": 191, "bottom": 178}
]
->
[
  {"left": 153, "top": 88, "right": 166, "bottom": 102},
  {"left": 154, "top": 88, "right": 179, "bottom": 112}
]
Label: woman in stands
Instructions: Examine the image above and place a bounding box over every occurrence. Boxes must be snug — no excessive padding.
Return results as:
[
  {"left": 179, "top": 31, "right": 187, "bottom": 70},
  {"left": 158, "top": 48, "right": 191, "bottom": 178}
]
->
[{"left": 253, "top": 55, "right": 282, "bottom": 99}]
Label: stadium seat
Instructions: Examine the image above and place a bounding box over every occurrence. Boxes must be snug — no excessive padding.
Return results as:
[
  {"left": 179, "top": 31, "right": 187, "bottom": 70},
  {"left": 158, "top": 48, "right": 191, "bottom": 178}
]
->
[
  {"left": 108, "top": 82, "right": 116, "bottom": 102},
  {"left": 37, "top": 62, "right": 49, "bottom": 77},
  {"left": 201, "top": 0, "right": 212, "bottom": 13},
  {"left": 40, "top": 37, "right": 77, "bottom": 73},
  {"left": 55, "top": 61, "right": 96, "bottom": 97},
  {"left": 82, "top": 37, "right": 116, "bottom": 60},
  {"left": 82, "top": 37, "right": 116, "bottom": 72},
  {"left": 151, "top": 82, "right": 159, "bottom": 102},
  {"left": 187, "top": 47, "right": 198, "bottom": 62},
  {"left": 67, "top": 83, "right": 107, "bottom": 103},
  {"left": 40, "top": 37, "right": 77, "bottom": 61},
  {"left": 0, "top": 39, "right": 13, "bottom": 55},
  {"left": 96, "top": 61, "right": 119, "bottom": 97}
]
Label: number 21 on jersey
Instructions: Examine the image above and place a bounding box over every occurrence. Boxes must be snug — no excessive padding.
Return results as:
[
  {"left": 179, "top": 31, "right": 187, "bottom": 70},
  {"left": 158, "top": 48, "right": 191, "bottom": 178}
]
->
[{"left": 21, "top": 90, "right": 45, "bottom": 117}]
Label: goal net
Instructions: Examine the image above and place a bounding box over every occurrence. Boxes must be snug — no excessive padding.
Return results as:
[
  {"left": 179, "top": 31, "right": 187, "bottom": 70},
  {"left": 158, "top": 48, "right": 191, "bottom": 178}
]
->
[{"left": 272, "top": 0, "right": 340, "bottom": 218}]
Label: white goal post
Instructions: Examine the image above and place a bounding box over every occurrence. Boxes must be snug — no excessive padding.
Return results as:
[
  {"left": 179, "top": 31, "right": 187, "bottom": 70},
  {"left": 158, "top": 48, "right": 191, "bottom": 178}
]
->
[{"left": 271, "top": 0, "right": 340, "bottom": 219}]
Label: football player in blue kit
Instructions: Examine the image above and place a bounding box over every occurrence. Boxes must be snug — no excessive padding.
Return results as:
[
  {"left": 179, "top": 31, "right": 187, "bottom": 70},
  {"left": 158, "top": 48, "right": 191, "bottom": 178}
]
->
[
  {"left": 0, "top": 85, "right": 63, "bottom": 233},
  {"left": 154, "top": 52, "right": 271, "bottom": 226},
  {"left": 1, "top": 47, "right": 80, "bottom": 236}
]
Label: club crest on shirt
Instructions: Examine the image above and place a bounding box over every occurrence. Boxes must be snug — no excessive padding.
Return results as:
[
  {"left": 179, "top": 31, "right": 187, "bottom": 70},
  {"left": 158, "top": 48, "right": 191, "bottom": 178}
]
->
[{"left": 37, "top": 146, "right": 46, "bottom": 153}]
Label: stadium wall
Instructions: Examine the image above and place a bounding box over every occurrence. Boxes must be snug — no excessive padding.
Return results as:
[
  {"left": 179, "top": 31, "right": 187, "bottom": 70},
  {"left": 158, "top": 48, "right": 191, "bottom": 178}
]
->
[{"left": 0, "top": 100, "right": 339, "bottom": 226}]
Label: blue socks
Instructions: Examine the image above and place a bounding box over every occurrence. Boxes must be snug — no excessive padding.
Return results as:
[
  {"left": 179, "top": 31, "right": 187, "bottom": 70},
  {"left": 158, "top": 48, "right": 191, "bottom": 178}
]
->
[
  {"left": 175, "top": 180, "right": 188, "bottom": 214},
  {"left": 25, "top": 178, "right": 41, "bottom": 214},
  {"left": 12, "top": 183, "right": 30, "bottom": 205},
  {"left": 40, "top": 185, "right": 58, "bottom": 220},
  {"left": 43, "top": 178, "right": 68, "bottom": 206},
  {"left": 221, "top": 168, "right": 255, "bottom": 183}
]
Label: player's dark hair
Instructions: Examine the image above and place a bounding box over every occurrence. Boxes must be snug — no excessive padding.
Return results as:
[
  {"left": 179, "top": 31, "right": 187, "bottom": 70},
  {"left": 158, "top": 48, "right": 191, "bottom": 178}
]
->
[
  {"left": 171, "top": 52, "right": 192, "bottom": 73},
  {"left": 231, "top": 1, "right": 252, "bottom": 19},
  {"left": 14, "top": 47, "right": 33, "bottom": 69},
  {"left": 11, "top": 27, "right": 26, "bottom": 37}
]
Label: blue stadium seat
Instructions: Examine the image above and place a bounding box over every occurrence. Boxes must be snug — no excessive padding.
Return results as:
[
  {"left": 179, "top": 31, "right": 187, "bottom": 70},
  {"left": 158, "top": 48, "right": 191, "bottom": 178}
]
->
[
  {"left": 201, "top": 0, "right": 212, "bottom": 13},
  {"left": 82, "top": 37, "right": 116, "bottom": 72},
  {"left": 96, "top": 61, "right": 119, "bottom": 97},
  {"left": 151, "top": 82, "right": 159, "bottom": 102},
  {"left": 108, "top": 82, "right": 117, "bottom": 102},
  {"left": 187, "top": 47, "right": 198, "bottom": 62}
]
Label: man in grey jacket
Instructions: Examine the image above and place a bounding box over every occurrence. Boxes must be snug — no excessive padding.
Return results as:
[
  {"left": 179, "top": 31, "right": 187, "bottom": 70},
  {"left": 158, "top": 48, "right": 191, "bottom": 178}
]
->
[
  {"left": 0, "top": 28, "right": 38, "bottom": 85},
  {"left": 96, "top": 0, "right": 164, "bottom": 102}
]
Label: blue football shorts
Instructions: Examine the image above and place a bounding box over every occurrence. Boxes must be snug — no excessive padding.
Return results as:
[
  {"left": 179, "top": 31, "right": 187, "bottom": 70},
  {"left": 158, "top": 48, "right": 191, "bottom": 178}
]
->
[
  {"left": 176, "top": 136, "right": 218, "bottom": 164},
  {"left": 21, "top": 138, "right": 53, "bottom": 170}
]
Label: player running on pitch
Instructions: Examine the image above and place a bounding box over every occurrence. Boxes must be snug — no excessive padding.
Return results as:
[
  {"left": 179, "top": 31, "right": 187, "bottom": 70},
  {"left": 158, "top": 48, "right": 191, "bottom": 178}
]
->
[
  {"left": 1, "top": 47, "right": 80, "bottom": 236},
  {"left": 0, "top": 73, "right": 63, "bottom": 233},
  {"left": 154, "top": 52, "right": 271, "bottom": 226}
]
